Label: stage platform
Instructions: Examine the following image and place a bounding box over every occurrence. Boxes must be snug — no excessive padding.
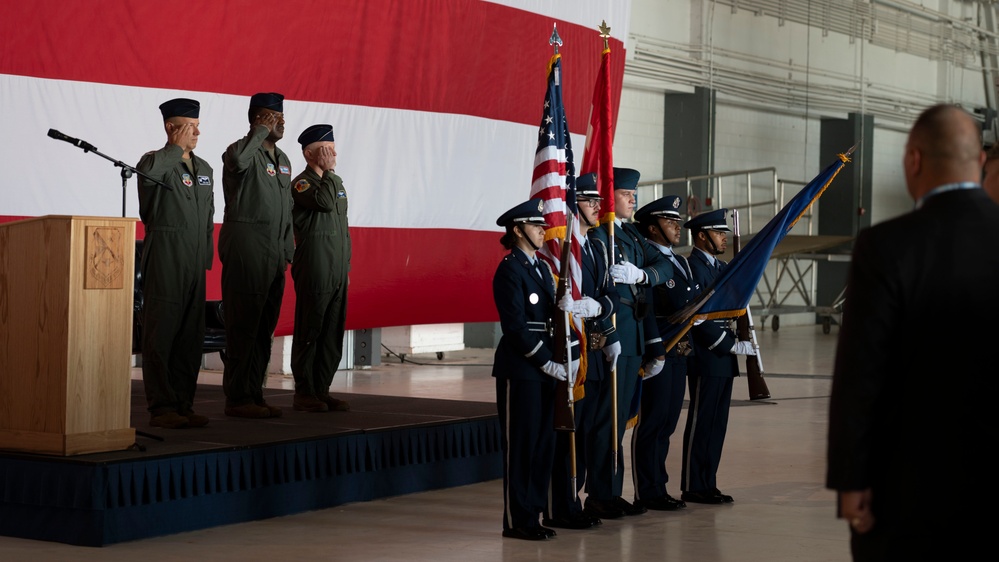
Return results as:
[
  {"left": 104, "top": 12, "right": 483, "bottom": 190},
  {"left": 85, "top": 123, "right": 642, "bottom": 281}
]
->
[{"left": 0, "top": 382, "right": 502, "bottom": 547}]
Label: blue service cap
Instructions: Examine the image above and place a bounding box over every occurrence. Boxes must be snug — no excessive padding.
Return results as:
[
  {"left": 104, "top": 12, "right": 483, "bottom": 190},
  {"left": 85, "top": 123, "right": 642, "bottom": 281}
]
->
[
  {"left": 159, "top": 98, "right": 200, "bottom": 120},
  {"left": 635, "top": 195, "right": 684, "bottom": 223},
  {"left": 684, "top": 208, "right": 731, "bottom": 232},
  {"left": 298, "top": 124, "right": 335, "bottom": 147},
  {"left": 576, "top": 173, "right": 600, "bottom": 199},
  {"left": 613, "top": 167, "right": 640, "bottom": 190},
  {"left": 497, "top": 199, "right": 548, "bottom": 227},
  {"left": 250, "top": 92, "right": 284, "bottom": 112}
]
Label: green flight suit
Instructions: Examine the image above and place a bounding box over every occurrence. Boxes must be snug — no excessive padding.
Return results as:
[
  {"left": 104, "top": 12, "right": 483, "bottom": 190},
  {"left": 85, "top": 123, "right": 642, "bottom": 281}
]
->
[
  {"left": 136, "top": 144, "right": 215, "bottom": 416},
  {"left": 289, "top": 168, "right": 352, "bottom": 396},
  {"left": 219, "top": 125, "right": 294, "bottom": 407}
]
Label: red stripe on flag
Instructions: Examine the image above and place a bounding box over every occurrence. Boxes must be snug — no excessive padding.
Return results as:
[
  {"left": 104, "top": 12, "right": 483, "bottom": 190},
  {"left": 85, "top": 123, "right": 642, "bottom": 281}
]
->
[{"left": 0, "top": 0, "right": 624, "bottom": 134}]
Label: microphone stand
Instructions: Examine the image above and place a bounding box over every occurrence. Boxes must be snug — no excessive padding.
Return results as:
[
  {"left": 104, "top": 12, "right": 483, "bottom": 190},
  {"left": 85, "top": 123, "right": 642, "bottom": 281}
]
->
[{"left": 47, "top": 128, "right": 172, "bottom": 218}]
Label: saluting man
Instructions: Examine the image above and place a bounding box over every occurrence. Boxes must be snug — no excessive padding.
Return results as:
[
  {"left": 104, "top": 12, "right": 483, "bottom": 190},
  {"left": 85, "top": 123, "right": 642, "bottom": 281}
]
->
[
  {"left": 288, "top": 124, "right": 351, "bottom": 413},
  {"left": 219, "top": 92, "right": 294, "bottom": 419},
  {"left": 136, "top": 98, "right": 215, "bottom": 429},
  {"left": 681, "top": 209, "right": 756, "bottom": 504},
  {"left": 492, "top": 200, "right": 568, "bottom": 541},
  {"left": 585, "top": 167, "right": 671, "bottom": 519},
  {"left": 632, "top": 195, "right": 697, "bottom": 511}
]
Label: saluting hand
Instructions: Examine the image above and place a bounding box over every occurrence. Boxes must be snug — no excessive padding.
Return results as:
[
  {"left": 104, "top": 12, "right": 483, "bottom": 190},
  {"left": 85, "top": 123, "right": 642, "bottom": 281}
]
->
[
  {"left": 316, "top": 144, "right": 337, "bottom": 172},
  {"left": 254, "top": 111, "right": 280, "bottom": 134},
  {"left": 167, "top": 122, "right": 197, "bottom": 151}
]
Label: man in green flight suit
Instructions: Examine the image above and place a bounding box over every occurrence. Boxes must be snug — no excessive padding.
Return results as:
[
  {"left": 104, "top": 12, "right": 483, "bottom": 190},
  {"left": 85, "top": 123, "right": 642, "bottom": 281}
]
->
[
  {"left": 288, "top": 124, "right": 352, "bottom": 413},
  {"left": 219, "top": 92, "right": 294, "bottom": 418},
  {"left": 136, "top": 98, "right": 215, "bottom": 429}
]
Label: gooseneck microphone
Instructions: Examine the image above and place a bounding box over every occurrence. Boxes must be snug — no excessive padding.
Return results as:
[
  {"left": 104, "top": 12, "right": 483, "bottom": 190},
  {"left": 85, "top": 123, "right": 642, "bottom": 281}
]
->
[{"left": 47, "top": 128, "right": 97, "bottom": 152}]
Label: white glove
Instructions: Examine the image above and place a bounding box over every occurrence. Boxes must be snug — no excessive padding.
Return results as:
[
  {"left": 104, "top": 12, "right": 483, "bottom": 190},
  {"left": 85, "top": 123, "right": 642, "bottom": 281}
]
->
[
  {"left": 540, "top": 360, "right": 568, "bottom": 381},
  {"left": 643, "top": 358, "right": 665, "bottom": 379},
  {"left": 602, "top": 341, "right": 621, "bottom": 366},
  {"left": 571, "top": 297, "right": 602, "bottom": 318},
  {"left": 730, "top": 341, "right": 757, "bottom": 356},
  {"left": 570, "top": 358, "right": 579, "bottom": 385},
  {"left": 610, "top": 262, "right": 647, "bottom": 285},
  {"left": 558, "top": 293, "right": 574, "bottom": 313}
]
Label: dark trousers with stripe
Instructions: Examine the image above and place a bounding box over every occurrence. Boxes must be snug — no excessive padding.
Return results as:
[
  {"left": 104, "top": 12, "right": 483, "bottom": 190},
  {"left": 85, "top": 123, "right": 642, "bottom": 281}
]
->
[
  {"left": 631, "top": 357, "right": 687, "bottom": 500},
  {"left": 588, "top": 354, "right": 642, "bottom": 500},
  {"left": 680, "top": 373, "right": 733, "bottom": 493},
  {"left": 497, "top": 377, "right": 556, "bottom": 530}
]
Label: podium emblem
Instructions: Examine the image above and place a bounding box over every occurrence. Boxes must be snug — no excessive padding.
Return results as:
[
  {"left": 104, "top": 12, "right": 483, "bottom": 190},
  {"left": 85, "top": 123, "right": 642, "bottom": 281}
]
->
[{"left": 85, "top": 226, "right": 125, "bottom": 289}]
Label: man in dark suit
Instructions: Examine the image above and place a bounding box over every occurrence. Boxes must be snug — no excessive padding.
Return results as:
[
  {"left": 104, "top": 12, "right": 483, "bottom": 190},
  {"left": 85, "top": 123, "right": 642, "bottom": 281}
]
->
[
  {"left": 681, "top": 209, "right": 756, "bottom": 505},
  {"left": 585, "top": 167, "right": 671, "bottom": 519},
  {"left": 827, "top": 104, "right": 999, "bottom": 560},
  {"left": 545, "top": 173, "right": 619, "bottom": 530},
  {"left": 631, "top": 195, "right": 697, "bottom": 511}
]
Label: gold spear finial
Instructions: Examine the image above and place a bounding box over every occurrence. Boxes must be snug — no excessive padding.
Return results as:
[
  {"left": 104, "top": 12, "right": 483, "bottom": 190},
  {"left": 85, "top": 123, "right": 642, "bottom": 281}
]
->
[
  {"left": 599, "top": 20, "right": 611, "bottom": 50},
  {"left": 550, "top": 23, "right": 563, "bottom": 54}
]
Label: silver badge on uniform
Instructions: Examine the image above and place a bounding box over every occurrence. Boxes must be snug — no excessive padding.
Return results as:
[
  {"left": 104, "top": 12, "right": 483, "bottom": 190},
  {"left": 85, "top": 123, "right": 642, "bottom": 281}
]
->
[
  {"left": 666, "top": 279, "right": 675, "bottom": 288},
  {"left": 529, "top": 293, "right": 539, "bottom": 304}
]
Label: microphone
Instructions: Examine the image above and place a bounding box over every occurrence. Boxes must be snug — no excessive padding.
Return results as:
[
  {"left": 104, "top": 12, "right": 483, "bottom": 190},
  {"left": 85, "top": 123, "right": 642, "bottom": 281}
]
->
[{"left": 48, "top": 129, "right": 96, "bottom": 152}]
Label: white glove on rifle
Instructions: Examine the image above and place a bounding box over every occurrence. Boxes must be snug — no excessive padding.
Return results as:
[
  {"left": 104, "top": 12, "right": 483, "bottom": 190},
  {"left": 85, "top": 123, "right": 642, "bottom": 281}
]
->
[
  {"left": 572, "top": 297, "right": 602, "bottom": 318},
  {"left": 558, "top": 294, "right": 574, "bottom": 313},
  {"left": 540, "top": 360, "right": 568, "bottom": 381},
  {"left": 603, "top": 341, "right": 621, "bottom": 366},
  {"left": 730, "top": 341, "right": 757, "bottom": 356},
  {"left": 643, "top": 358, "right": 665, "bottom": 379},
  {"left": 610, "top": 262, "right": 647, "bottom": 285}
]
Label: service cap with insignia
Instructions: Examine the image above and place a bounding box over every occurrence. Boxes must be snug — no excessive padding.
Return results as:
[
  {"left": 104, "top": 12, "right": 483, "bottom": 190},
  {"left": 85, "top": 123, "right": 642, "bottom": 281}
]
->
[
  {"left": 298, "top": 124, "right": 335, "bottom": 147},
  {"left": 684, "top": 208, "right": 731, "bottom": 232},
  {"left": 576, "top": 173, "right": 601, "bottom": 200},
  {"left": 612, "top": 167, "right": 640, "bottom": 190},
  {"left": 159, "top": 98, "right": 200, "bottom": 120},
  {"left": 497, "top": 200, "right": 548, "bottom": 227},
  {"left": 635, "top": 195, "right": 684, "bottom": 224},
  {"left": 249, "top": 92, "right": 284, "bottom": 112}
]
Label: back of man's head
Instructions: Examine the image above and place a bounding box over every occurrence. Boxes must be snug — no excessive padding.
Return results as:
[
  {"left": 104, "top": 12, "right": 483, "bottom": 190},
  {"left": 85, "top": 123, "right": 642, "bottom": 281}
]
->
[{"left": 905, "top": 105, "right": 985, "bottom": 200}]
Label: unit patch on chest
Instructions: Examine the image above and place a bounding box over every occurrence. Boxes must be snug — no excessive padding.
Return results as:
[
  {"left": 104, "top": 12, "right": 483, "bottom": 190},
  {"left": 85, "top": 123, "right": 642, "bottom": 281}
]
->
[
  {"left": 279, "top": 165, "right": 291, "bottom": 175},
  {"left": 181, "top": 173, "right": 193, "bottom": 187},
  {"left": 266, "top": 163, "right": 276, "bottom": 176},
  {"left": 198, "top": 175, "right": 211, "bottom": 186},
  {"left": 295, "top": 179, "right": 311, "bottom": 192}
]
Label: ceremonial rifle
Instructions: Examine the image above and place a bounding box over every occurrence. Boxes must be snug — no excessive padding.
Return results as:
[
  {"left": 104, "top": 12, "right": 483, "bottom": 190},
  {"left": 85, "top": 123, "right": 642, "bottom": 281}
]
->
[
  {"left": 731, "top": 209, "right": 771, "bottom": 400},
  {"left": 553, "top": 232, "right": 576, "bottom": 432}
]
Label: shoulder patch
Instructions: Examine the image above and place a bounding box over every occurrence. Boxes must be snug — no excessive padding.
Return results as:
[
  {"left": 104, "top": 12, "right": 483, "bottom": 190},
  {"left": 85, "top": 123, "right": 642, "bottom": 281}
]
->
[{"left": 295, "top": 179, "right": 311, "bottom": 192}]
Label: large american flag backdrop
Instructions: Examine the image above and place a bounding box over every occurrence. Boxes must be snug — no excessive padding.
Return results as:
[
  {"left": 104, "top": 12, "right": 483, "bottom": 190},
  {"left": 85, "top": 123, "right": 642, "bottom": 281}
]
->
[{"left": 0, "top": 0, "right": 627, "bottom": 335}]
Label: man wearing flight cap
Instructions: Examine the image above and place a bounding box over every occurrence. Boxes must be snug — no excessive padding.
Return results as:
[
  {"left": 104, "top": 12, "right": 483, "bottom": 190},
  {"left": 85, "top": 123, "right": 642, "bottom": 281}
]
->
[
  {"left": 680, "top": 208, "right": 756, "bottom": 505},
  {"left": 288, "top": 124, "right": 351, "bottom": 413},
  {"left": 584, "top": 167, "right": 671, "bottom": 519},
  {"left": 492, "top": 199, "right": 573, "bottom": 541},
  {"left": 631, "top": 195, "right": 697, "bottom": 511},
  {"left": 219, "top": 92, "right": 294, "bottom": 418},
  {"left": 136, "top": 97, "right": 215, "bottom": 429}
]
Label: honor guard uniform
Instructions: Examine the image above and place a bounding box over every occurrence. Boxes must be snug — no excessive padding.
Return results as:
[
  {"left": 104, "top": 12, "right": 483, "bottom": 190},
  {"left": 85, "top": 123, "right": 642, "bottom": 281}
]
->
[
  {"left": 136, "top": 98, "right": 215, "bottom": 429},
  {"left": 680, "top": 209, "right": 755, "bottom": 504},
  {"left": 585, "top": 168, "right": 671, "bottom": 519},
  {"left": 219, "top": 92, "right": 294, "bottom": 418},
  {"left": 545, "top": 173, "right": 619, "bottom": 530},
  {"left": 631, "top": 195, "right": 697, "bottom": 510},
  {"left": 289, "top": 124, "right": 352, "bottom": 413},
  {"left": 492, "top": 200, "right": 572, "bottom": 541}
]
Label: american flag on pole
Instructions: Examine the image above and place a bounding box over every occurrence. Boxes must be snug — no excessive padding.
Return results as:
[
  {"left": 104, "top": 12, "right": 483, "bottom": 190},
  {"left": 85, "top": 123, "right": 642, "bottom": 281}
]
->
[{"left": 531, "top": 52, "right": 583, "bottom": 311}]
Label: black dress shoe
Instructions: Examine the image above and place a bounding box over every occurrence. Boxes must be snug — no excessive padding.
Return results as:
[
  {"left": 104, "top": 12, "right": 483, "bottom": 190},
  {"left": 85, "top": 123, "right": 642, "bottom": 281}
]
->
[
  {"left": 538, "top": 526, "right": 557, "bottom": 538},
  {"left": 543, "top": 512, "right": 602, "bottom": 530},
  {"left": 502, "top": 527, "right": 549, "bottom": 541},
  {"left": 636, "top": 495, "right": 686, "bottom": 511},
  {"left": 583, "top": 498, "right": 625, "bottom": 520},
  {"left": 681, "top": 490, "right": 726, "bottom": 504},
  {"left": 613, "top": 496, "right": 647, "bottom": 516},
  {"left": 712, "top": 488, "right": 734, "bottom": 503}
]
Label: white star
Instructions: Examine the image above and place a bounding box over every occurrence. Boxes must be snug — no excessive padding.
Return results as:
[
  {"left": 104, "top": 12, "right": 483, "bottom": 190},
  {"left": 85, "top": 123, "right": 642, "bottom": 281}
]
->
[
  {"left": 544, "top": 116, "right": 553, "bottom": 125},
  {"left": 548, "top": 132, "right": 555, "bottom": 140}
]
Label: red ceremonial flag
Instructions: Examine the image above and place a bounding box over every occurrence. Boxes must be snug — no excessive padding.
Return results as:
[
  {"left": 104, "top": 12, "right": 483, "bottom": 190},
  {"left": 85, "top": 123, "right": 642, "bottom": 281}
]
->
[{"left": 580, "top": 43, "right": 616, "bottom": 223}]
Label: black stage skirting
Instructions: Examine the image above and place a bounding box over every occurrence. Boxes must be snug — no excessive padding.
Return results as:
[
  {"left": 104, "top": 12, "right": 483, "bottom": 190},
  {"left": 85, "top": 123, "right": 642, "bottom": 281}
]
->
[{"left": 0, "top": 382, "right": 502, "bottom": 546}]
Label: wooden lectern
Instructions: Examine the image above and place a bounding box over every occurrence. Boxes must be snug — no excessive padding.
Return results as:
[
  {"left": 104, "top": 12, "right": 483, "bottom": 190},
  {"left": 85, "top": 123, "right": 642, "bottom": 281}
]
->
[{"left": 0, "top": 216, "right": 136, "bottom": 455}]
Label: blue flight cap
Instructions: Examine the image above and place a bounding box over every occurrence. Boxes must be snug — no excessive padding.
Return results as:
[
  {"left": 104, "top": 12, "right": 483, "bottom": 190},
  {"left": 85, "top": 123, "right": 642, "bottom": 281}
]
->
[
  {"left": 576, "top": 173, "right": 600, "bottom": 199},
  {"left": 497, "top": 199, "right": 548, "bottom": 227},
  {"left": 613, "top": 167, "right": 640, "bottom": 190},
  {"left": 635, "top": 195, "right": 684, "bottom": 223},
  {"left": 250, "top": 92, "right": 284, "bottom": 112},
  {"left": 159, "top": 98, "right": 200, "bottom": 120},
  {"left": 298, "top": 124, "right": 335, "bottom": 147},
  {"left": 684, "top": 208, "right": 731, "bottom": 232}
]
